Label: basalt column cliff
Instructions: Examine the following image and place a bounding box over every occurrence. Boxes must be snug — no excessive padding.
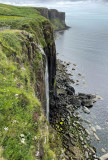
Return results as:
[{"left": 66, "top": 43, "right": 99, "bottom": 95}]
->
[{"left": 35, "top": 8, "right": 68, "bottom": 30}]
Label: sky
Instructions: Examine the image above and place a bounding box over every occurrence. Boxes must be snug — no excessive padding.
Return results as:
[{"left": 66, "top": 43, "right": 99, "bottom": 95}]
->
[{"left": 0, "top": 0, "right": 107, "bottom": 8}]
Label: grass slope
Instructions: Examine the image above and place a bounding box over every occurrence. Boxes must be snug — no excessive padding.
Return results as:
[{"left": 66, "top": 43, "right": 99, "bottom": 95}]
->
[{"left": 0, "top": 4, "right": 62, "bottom": 160}]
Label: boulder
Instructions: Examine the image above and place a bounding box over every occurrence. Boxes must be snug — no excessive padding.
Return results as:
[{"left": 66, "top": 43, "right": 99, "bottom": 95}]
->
[
  {"left": 78, "top": 93, "right": 97, "bottom": 107},
  {"left": 69, "top": 97, "right": 81, "bottom": 107},
  {"left": 82, "top": 106, "right": 90, "bottom": 114},
  {"left": 100, "top": 153, "right": 108, "bottom": 160}
]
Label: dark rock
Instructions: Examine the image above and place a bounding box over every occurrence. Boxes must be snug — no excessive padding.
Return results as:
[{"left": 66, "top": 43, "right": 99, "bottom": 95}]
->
[
  {"left": 78, "top": 93, "right": 97, "bottom": 107},
  {"left": 69, "top": 97, "right": 81, "bottom": 107}
]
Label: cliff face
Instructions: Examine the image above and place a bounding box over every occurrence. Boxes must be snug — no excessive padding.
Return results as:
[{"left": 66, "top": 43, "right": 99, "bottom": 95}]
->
[
  {"left": 42, "top": 21, "right": 56, "bottom": 121},
  {"left": 49, "top": 9, "right": 65, "bottom": 25},
  {"left": 35, "top": 8, "right": 67, "bottom": 30},
  {"left": 0, "top": 4, "right": 63, "bottom": 160}
]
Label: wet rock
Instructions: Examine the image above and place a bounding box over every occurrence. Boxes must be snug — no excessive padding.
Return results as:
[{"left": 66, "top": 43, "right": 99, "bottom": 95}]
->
[
  {"left": 70, "top": 140, "right": 76, "bottom": 146},
  {"left": 80, "top": 136, "right": 83, "bottom": 141},
  {"left": 100, "top": 153, "right": 108, "bottom": 160},
  {"left": 72, "top": 68, "right": 75, "bottom": 70},
  {"left": 84, "top": 145, "right": 87, "bottom": 149},
  {"left": 96, "top": 125, "right": 102, "bottom": 130},
  {"left": 89, "top": 147, "right": 96, "bottom": 154},
  {"left": 84, "top": 120, "right": 91, "bottom": 124},
  {"left": 101, "top": 148, "right": 106, "bottom": 153},
  {"left": 82, "top": 106, "right": 90, "bottom": 114},
  {"left": 93, "top": 133, "right": 100, "bottom": 141},
  {"left": 82, "top": 99, "right": 93, "bottom": 107},
  {"left": 66, "top": 88, "right": 74, "bottom": 95},
  {"left": 67, "top": 62, "right": 70, "bottom": 65},
  {"left": 69, "top": 97, "right": 81, "bottom": 107},
  {"left": 78, "top": 73, "right": 82, "bottom": 76},
  {"left": 85, "top": 151, "right": 89, "bottom": 159},
  {"left": 76, "top": 83, "right": 79, "bottom": 85},
  {"left": 85, "top": 129, "right": 90, "bottom": 135},
  {"left": 65, "top": 84, "right": 75, "bottom": 94},
  {"left": 76, "top": 80, "right": 79, "bottom": 82},
  {"left": 91, "top": 126, "right": 96, "bottom": 132},
  {"left": 78, "top": 93, "right": 97, "bottom": 107}
]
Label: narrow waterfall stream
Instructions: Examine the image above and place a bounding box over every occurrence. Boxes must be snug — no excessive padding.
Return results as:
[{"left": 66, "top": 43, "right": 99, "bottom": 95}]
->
[
  {"left": 38, "top": 45, "right": 50, "bottom": 121},
  {"left": 45, "top": 56, "right": 49, "bottom": 121}
]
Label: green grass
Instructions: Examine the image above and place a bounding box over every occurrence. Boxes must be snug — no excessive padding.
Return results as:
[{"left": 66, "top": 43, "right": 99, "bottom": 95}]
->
[
  {"left": 0, "top": 4, "right": 63, "bottom": 160},
  {"left": 50, "top": 18, "right": 65, "bottom": 30},
  {"left": 0, "top": 3, "right": 51, "bottom": 48},
  {"left": 0, "top": 30, "right": 41, "bottom": 160}
]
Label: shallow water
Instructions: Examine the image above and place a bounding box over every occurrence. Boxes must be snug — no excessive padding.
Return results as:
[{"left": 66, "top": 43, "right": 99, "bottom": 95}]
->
[{"left": 55, "top": 1, "right": 108, "bottom": 156}]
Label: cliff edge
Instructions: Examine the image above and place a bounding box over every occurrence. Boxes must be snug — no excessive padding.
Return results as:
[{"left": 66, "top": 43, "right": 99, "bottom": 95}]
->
[
  {"left": 0, "top": 3, "right": 63, "bottom": 160},
  {"left": 34, "top": 8, "right": 69, "bottom": 30}
]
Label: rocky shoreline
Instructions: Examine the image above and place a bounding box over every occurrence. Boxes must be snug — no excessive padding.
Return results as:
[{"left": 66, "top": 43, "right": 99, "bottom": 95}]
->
[{"left": 55, "top": 58, "right": 101, "bottom": 160}]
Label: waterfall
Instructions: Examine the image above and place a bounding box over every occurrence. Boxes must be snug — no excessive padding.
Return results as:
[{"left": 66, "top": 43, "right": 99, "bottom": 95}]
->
[
  {"left": 45, "top": 56, "right": 49, "bottom": 121},
  {"left": 37, "top": 45, "right": 49, "bottom": 121}
]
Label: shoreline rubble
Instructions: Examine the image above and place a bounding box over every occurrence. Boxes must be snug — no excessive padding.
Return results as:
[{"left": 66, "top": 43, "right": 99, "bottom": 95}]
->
[{"left": 55, "top": 58, "right": 100, "bottom": 159}]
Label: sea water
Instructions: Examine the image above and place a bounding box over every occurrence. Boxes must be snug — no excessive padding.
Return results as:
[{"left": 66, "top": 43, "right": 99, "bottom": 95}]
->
[{"left": 55, "top": 1, "right": 108, "bottom": 156}]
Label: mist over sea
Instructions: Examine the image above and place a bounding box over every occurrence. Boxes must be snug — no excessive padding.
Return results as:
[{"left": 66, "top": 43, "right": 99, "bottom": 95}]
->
[{"left": 55, "top": 1, "right": 108, "bottom": 156}]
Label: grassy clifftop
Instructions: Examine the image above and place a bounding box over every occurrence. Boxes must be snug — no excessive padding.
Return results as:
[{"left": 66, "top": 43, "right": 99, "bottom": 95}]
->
[
  {"left": 0, "top": 4, "right": 62, "bottom": 160},
  {"left": 0, "top": 3, "right": 51, "bottom": 47}
]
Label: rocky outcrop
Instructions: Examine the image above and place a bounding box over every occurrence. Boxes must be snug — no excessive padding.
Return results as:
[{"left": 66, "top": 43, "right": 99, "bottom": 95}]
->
[
  {"left": 34, "top": 8, "right": 68, "bottom": 30},
  {"left": 54, "top": 59, "right": 100, "bottom": 160}
]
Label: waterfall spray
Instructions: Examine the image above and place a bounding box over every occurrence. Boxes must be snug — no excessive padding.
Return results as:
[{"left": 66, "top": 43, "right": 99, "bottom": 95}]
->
[
  {"left": 45, "top": 56, "right": 49, "bottom": 121},
  {"left": 38, "top": 45, "right": 49, "bottom": 121}
]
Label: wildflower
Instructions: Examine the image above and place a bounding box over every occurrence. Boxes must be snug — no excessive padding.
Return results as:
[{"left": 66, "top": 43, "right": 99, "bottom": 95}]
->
[
  {"left": 3, "top": 78, "right": 6, "bottom": 81},
  {"left": 15, "top": 94, "right": 19, "bottom": 97},
  {"left": 36, "top": 151, "right": 39, "bottom": 157},
  {"left": 20, "top": 134, "right": 24, "bottom": 138},
  {"left": 21, "top": 138, "right": 25, "bottom": 144},
  {"left": 4, "top": 127, "right": 8, "bottom": 131},
  {"left": 34, "top": 136, "right": 37, "bottom": 140},
  {"left": 21, "top": 31, "right": 24, "bottom": 35},
  {"left": 21, "top": 85, "right": 23, "bottom": 89},
  {"left": 13, "top": 120, "right": 17, "bottom": 123}
]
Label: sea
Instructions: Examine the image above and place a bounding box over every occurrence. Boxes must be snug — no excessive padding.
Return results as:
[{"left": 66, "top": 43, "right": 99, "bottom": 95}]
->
[{"left": 55, "top": 1, "right": 108, "bottom": 156}]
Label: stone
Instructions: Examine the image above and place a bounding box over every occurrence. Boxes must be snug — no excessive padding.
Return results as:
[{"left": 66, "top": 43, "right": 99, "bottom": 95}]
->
[
  {"left": 93, "top": 133, "right": 100, "bottom": 141},
  {"left": 85, "top": 129, "right": 90, "bottom": 135},
  {"left": 72, "top": 68, "right": 75, "bottom": 70},
  {"left": 96, "top": 125, "right": 102, "bottom": 130},
  {"left": 100, "top": 153, "right": 108, "bottom": 160},
  {"left": 80, "top": 136, "right": 83, "bottom": 141},
  {"left": 84, "top": 120, "right": 91, "bottom": 124},
  {"left": 101, "top": 148, "right": 106, "bottom": 153},
  {"left": 90, "top": 126, "right": 96, "bottom": 132},
  {"left": 78, "top": 73, "right": 82, "bottom": 76},
  {"left": 78, "top": 93, "right": 97, "bottom": 107},
  {"left": 82, "top": 106, "right": 90, "bottom": 114},
  {"left": 85, "top": 151, "right": 89, "bottom": 159},
  {"left": 89, "top": 147, "right": 96, "bottom": 154},
  {"left": 84, "top": 145, "right": 87, "bottom": 149},
  {"left": 69, "top": 97, "right": 81, "bottom": 107}
]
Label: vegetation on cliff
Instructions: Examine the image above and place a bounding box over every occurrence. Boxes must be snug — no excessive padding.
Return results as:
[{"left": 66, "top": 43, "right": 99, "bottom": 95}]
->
[
  {"left": 34, "top": 8, "right": 67, "bottom": 31},
  {"left": 0, "top": 4, "right": 62, "bottom": 160}
]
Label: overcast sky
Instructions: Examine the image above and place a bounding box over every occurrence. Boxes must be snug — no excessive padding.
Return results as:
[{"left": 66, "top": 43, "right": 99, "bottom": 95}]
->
[{"left": 0, "top": 0, "right": 107, "bottom": 7}]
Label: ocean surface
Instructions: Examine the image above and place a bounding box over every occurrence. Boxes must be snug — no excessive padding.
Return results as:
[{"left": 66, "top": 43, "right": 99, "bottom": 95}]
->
[{"left": 55, "top": 1, "right": 108, "bottom": 156}]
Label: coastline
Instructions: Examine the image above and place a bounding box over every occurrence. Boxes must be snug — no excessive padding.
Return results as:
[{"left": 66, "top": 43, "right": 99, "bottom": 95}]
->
[
  {"left": 54, "top": 25, "right": 71, "bottom": 32},
  {"left": 55, "top": 57, "right": 100, "bottom": 159}
]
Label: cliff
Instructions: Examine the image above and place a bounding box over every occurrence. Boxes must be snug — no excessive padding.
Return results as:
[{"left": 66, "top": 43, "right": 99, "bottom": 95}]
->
[
  {"left": 0, "top": 3, "right": 94, "bottom": 160},
  {"left": 0, "top": 3, "right": 63, "bottom": 160},
  {"left": 34, "top": 8, "right": 68, "bottom": 30}
]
